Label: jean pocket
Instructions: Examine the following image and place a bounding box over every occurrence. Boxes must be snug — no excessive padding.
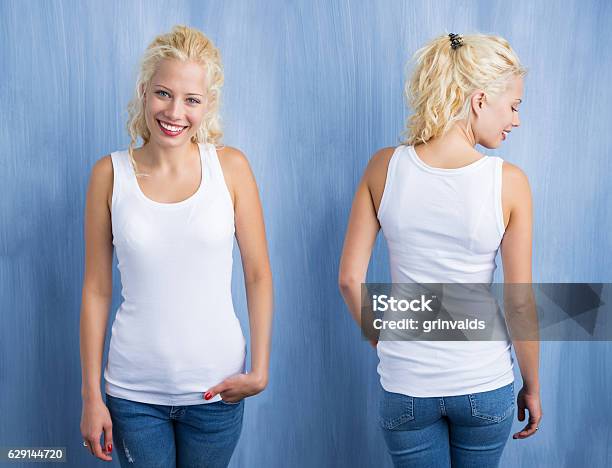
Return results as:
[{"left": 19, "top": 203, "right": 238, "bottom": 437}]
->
[
  {"left": 468, "top": 383, "right": 515, "bottom": 423},
  {"left": 220, "top": 398, "right": 242, "bottom": 406},
  {"left": 379, "top": 389, "right": 415, "bottom": 430}
]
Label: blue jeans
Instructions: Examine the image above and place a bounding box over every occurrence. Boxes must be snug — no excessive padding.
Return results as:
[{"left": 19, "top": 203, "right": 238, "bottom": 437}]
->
[
  {"left": 379, "top": 382, "right": 515, "bottom": 468},
  {"left": 105, "top": 394, "right": 244, "bottom": 468}
]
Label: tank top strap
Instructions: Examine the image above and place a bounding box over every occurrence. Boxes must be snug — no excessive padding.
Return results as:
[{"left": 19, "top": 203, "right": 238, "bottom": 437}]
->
[
  {"left": 202, "top": 143, "right": 225, "bottom": 183},
  {"left": 201, "top": 143, "right": 236, "bottom": 212},
  {"left": 110, "top": 150, "right": 132, "bottom": 207},
  {"left": 493, "top": 156, "right": 505, "bottom": 236}
]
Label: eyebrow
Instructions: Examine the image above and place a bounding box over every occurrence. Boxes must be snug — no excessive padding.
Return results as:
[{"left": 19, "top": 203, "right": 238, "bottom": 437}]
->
[
  {"left": 152, "top": 84, "right": 204, "bottom": 97},
  {"left": 515, "top": 99, "right": 523, "bottom": 103}
]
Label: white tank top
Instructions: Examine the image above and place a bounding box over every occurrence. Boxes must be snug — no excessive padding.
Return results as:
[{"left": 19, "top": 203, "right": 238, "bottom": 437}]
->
[
  {"left": 104, "top": 143, "right": 246, "bottom": 406},
  {"left": 376, "top": 145, "right": 514, "bottom": 397}
]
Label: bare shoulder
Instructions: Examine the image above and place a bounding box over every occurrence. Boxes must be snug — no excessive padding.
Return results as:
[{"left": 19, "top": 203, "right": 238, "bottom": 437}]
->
[
  {"left": 93, "top": 154, "right": 113, "bottom": 177},
  {"left": 215, "top": 146, "right": 256, "bottom": 207},
  {"left": 502, "top": 160, "right": 529, "bottom": 181},
  {"left": 502, "top": 160, "right": 531, "bottom": 192},
  {"left": 89, "top": 154, "right": 114, "bottom": 209},
  {"left": 501, "top": 160, "right": 532, "bottom": 215},
  {"left": 364, "top": 146, "right": 398, "bottom": 213},
  {"left": 365, "top": 146, "right": 398, "bottom": 191},
  {"left": 216, "top": 145, "right": 252, "bottom": 177},
  {"left": 365, "top": 146, "right": 396, "bottom": 177}
]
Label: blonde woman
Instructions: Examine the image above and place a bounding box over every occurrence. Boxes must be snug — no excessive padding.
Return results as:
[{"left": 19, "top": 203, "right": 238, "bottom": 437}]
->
[
  {"left": 339, "top": 33, "right": 542, "bottom": 467},
  {"left": 79, "top": 25, "right": 273, "bottom": 467}
]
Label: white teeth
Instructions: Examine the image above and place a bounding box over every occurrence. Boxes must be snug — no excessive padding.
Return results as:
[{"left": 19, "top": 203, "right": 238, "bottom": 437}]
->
[{"left": 159, "top": 120, "right": 185, "bottom": 132}]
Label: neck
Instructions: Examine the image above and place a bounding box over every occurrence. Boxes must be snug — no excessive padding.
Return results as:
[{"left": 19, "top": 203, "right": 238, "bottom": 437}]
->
[
  {"left": 140, "top": 140, "right": 198, "bottom": 170},
  {"left": 421, "top": 121, "right": 477, "bottom": 152}
]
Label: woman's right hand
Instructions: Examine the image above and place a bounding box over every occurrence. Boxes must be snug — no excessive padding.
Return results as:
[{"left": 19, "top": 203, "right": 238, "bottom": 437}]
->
[
  {"left": 512, "top": 385, "right": 542, "bottom": 439},
  {"left": 80, "top": 398, "right": 114, "bottom": 461}
]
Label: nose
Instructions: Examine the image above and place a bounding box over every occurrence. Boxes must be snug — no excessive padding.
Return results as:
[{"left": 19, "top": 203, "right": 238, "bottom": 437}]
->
[
  {"left": 164, "top": 98, "right": 184, "bottom": 122},
  {"left": 512, "top": 111, "right": 521, "bottom": 128}
]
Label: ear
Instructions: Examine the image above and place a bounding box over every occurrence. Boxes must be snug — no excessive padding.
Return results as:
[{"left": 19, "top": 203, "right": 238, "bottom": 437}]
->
[{"left": 470, "top": 90, "right": 486, "bottom": 115}]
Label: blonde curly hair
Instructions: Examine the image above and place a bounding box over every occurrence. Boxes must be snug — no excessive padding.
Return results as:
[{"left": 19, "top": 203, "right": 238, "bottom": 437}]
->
[
  {"left": 402, "top": 32, "right": 527, "bottom": 146},
  {"left": 126, "top": 25, "right": 224, "bottom": 176}
]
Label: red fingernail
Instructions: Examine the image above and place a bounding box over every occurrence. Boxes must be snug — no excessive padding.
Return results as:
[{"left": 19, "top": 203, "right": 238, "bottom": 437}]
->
[
  {"left": 204, "top": 392, "right": 212, "bottom": 400},
  {"left": 108, "top": 444, "right": 112, "bottom": 452}
]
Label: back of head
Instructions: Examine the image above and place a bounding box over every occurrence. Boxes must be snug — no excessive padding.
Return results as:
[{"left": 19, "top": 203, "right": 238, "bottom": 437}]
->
[{"left": 403, "top": 32, "right": 527, "bottom": 146}]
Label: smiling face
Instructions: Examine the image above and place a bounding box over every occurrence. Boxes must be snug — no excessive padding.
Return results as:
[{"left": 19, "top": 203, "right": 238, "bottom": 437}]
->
[
  {"left": 471, "top": 74, "right": 524, "bottom": 149},
  {"left": 142, "top": 58, "right": 208, "bottom": 147}
]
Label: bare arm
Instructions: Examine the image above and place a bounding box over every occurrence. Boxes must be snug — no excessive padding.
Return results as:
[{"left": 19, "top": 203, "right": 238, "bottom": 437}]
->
[
  {"left": 206, "top": 147, "right": 273, "bottom": 401},
  {"left": 339, "top": 148, "right": 395, "bottom": 344},
  {"left": 79, "top": 155, "right": 114, "bottom": 461},
  {"left": 80, "top": 156, "right": 114, "bottom": 401},
  {"left": 500, "top": 161, "right": 542, "bottom": 439}
]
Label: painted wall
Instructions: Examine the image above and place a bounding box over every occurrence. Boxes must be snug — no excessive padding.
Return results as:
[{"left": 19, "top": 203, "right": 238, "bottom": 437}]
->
[{"left": 1, "top": 0, "right": 610, "bottom": 466}]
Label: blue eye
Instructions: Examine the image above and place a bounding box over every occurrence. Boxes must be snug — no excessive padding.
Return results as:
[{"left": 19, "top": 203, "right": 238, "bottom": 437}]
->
[{"left": 155, "top": 90, "right": 199, "bottom": 104}]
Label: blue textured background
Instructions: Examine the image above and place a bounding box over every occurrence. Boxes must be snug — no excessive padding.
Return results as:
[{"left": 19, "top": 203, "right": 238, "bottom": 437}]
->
[{"left": 1, "top": 0, "right": 611, "bottom": 467}]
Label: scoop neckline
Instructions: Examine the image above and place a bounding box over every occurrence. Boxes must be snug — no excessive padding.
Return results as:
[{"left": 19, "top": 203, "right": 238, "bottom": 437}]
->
[
  {"left": 129, "top": 143, "right": 206, "bottom": 208},
  {"left": 408, "top": 145, "right": 489, "bottom": 174}
]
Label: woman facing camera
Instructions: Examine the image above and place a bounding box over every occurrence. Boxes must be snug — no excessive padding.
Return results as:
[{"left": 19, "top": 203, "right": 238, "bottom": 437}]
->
[
  {"left": 339, "top": 33, "right": 542, "bottom": 467},
  {"left": 79, "top": 25, "right": 273, "bottom": 467}
]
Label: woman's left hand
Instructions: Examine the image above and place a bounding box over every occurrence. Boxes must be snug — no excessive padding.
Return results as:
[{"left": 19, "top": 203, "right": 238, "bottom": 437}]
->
[{"left": 203, "top": 372, "right": 268, "bottom": 403}]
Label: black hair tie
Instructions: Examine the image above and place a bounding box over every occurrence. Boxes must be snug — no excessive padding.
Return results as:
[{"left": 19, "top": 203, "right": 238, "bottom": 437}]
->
[{"left": 448, "top": 33, "right": 464, "bottom": 50}]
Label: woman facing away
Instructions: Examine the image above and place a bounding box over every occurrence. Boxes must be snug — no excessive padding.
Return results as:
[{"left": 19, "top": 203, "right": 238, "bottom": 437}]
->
[
  {"left": 339, "top": 33, "right": 542, "bottom": 467},
  {"left": 79, "top": 25, "right": 273, "bottom": 467}
]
